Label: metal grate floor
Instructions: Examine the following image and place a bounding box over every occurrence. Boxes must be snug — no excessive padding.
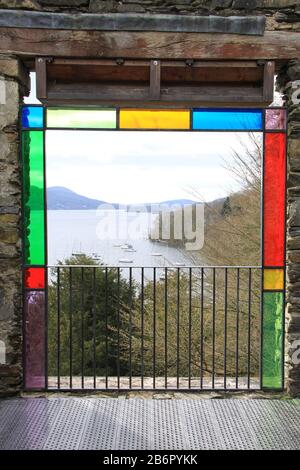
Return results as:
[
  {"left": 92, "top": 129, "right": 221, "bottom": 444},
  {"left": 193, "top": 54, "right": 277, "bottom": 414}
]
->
[{"left": 0, "top": 398, "right": 299, "bottom": 450}]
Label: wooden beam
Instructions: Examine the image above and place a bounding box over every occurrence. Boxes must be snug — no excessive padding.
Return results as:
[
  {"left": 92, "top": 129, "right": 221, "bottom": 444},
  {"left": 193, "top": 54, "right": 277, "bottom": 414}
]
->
[
  {"left": 0, "top": 28, "right": 298, "bottom": 60},
  {"left": 0, "top": 10, "right": 266, "bottom": 36}
]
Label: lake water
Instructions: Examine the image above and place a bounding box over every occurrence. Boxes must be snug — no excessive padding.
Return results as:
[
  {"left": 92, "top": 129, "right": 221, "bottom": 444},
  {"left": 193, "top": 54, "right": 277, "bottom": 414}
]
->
[{"left": 48, "top": 210, "right": 196, "bottom": 268}]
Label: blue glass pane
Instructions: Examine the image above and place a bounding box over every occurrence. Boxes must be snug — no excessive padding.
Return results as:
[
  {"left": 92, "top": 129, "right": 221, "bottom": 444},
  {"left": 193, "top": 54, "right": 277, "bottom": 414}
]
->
[
  {"left": 22, "top": 106, "right": 44, "bottom": 129},
  {"left": 192, "top": 109, "right": 263, "bottom": 130}
]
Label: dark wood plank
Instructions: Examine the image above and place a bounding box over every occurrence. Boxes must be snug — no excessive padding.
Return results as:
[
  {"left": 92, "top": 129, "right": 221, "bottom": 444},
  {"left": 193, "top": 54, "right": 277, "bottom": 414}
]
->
[
  {"left": 0, "top": 10, "right": 266, "bottom": 36},
  {"left": 0, "top": 28, "right": 298, "bottom": 60}
]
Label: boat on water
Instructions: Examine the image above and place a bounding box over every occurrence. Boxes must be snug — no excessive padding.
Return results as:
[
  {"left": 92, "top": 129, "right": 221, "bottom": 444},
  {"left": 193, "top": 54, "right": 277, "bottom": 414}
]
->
[
  {"left": 151, "top": 252, "right": 163, "bottom": 257},
  {"left": 174, "top": 262, "right": 186, "bottom": 267},
  {"left": 119, "top": 258, "right": 133, "bottom": 263},
  {"left": 124, "top": 248, "right": 136, "bottom": 252}
]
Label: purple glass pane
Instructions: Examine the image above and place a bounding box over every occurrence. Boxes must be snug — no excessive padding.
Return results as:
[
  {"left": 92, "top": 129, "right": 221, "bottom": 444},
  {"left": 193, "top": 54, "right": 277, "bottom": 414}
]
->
[
  {"left": 24, "top": 290, "right": 45, "bottom": 389},
  {"left": 265, "top": 109, "right": 286, "bottom": 130}
]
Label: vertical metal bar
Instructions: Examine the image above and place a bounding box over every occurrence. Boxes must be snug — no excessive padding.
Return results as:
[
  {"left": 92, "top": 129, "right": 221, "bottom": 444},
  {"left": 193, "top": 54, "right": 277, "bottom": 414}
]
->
[
  {"left": 141, "top": 267, "right": 144, "bottom": 390},
  {"left": 43, "top": 111, "right": 48, "bottom": 391},
  {"left": 188, "top": 267, "right": 192, "bottom": 389},
  {"left": 176, "top": 268, "right": 180, "bottom": 389},
  {"left": 129, "top": 267, "right": 133, "bottom": 390},
  {"left": 282, "top": 112, "right": 288, "bottom": 390},
  {"left": 153, "top": 267, "right": 156, "bottom": 389},
  {"left": 200, "top": 267, "right": 204, "bottom": 389},
  {"left": 165, "top": 267, "right": 168, "bottom": 389},
  {"left": 212, "top": 267, "right": 216, "bottom": 389},
  {"left": 260, "top": 109, "right": 266, "bottom": 390},
  {"left": 69, "top": 267, "right": 73, "bottom": 389},
  {"left": 93, "top": 267, "right": 96, "bottom": 389},
  {"left": 117, "top": 267, "right": 120, "bottom": 390},
  {"left": 236, "top": 267, "right": 240, "bottom": 389},
  {"left": 81, "top": 267, "right": 84, "bottom": 389},
  {"left": 57, "top": 267, "right": 60, "bottom": 390},
  {"left": 224, "top": 267, "right": 228, "bottom": 390},
  {"left": 105, "top": 267, "right": 108, "bottom": 389},
  {"left": 247, "top": 268, "right": 252, "bottom": 390}
]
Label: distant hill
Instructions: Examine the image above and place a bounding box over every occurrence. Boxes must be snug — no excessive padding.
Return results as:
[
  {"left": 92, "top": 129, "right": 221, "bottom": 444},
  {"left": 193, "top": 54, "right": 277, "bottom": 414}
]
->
[
  {"left": 46, "top": 186, "right": 198, "bottom": 210},
  {"left": 47, "top": 187, "right": 109, "bottom": 210}
]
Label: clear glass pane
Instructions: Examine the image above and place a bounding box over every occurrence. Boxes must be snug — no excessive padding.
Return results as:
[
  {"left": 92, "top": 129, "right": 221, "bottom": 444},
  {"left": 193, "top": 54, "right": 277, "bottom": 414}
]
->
[
  {"left": 192, "top": 109, "right": 263, "bottom": 130},
  {"left": 47, "top": 109, "right": 117, "bottom": 129},
  {"left": 22, "top": 131, "right": 45, "bottom": 265}
]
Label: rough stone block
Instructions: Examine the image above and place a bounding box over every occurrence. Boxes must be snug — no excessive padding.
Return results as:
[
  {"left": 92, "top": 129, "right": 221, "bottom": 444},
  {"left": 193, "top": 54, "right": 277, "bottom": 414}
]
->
[
  {"left": 288, "top": 198, "right": 300, "bottom": 226},
  {"left": 0, "top": 0, "right": 39, "bottom": 9},
  {"left": 0, "top": 80, "right": 19, "bottom": 130},
  {"left": 38, "top": 0, "right": 89, "bottom": 6}
]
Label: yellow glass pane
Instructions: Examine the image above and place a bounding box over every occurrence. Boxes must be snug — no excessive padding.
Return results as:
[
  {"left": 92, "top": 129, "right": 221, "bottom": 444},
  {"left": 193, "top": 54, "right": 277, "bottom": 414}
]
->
[
  {"left": 119, "top": 109, "right": 190, "bottom": 130},
  {"left": 264, "top": 269, "right": 284, "bottom": 290}
]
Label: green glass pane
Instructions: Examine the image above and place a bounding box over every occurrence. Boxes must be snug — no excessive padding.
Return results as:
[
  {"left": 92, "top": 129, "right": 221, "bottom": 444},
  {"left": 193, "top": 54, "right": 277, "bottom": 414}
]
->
[
  {"left": 47, "top": 109, "right": 117, "bottom": 129},
  {"left": 262, "top": 291, "right": 284, "bottom": 389},
  {"left": 22, "top": 131, "right": 45, "bottom": 265}
]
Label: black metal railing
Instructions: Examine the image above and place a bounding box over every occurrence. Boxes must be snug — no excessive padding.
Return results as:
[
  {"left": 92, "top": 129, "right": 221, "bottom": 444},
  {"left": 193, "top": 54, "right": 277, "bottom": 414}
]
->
[{"left": 47, "top": 265, "right": 262, "bottom": 391}]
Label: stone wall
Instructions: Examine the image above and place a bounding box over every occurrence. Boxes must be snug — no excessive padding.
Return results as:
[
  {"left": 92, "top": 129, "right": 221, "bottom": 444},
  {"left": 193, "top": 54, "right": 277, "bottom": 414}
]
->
[
  {"left": 0, "top": 1, "right": 299, "bottom": 396},
  {"left": 278, "top": 60, "right": 300, "bottom": 397},
  {"left": 0, "top": 56, "right": 29, "bottom": 396}
]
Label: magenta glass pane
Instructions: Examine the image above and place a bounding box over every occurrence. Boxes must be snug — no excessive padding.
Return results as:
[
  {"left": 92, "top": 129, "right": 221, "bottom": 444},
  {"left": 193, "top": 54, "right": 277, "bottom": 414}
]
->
[
  {"left": 265, "top": 109, "right": 286, "bottom": 130},
  {"left": 24, "top": 291, "right": 45, "bottom": 389}
]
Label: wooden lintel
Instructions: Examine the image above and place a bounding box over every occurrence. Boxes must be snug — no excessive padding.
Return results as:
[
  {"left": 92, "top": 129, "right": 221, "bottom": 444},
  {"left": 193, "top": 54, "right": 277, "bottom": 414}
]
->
[
  {"left": 0, "top": 28, "right": 298, "bottom": 61},
  {"left": 0, "top": 11, "right": 266, "bottom": 36}
]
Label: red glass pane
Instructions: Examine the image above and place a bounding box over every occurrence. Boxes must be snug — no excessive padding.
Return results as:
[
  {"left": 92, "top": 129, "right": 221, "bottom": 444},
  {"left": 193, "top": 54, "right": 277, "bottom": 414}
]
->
[
  {"left": 264, "top": 133, "right": 286, "bottom": 267},
  {"left": 24, "top": 267, "right": 45, "bottom": 289},
  {"left": 24, "top": 291, "right": 45, "bottom": 389}
]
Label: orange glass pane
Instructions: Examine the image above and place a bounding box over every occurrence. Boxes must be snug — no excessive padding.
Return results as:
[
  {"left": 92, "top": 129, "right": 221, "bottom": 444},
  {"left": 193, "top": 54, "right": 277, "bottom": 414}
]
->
[
  {"left": 119, "top": 109, "right": 190, "bottom": 129},
  {"left": 264, "top": 269, "right": 284, "bottom": 290}
]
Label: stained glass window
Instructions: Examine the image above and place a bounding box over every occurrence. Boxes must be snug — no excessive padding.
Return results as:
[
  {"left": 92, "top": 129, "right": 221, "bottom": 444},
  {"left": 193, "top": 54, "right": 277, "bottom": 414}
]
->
[
  {"left": 24, "top": 291, "right": 46, "bottom": 389},
  {"left": 262, "top": 292, "right": 284, "bottom": 389},
  {"left": 47, "top": 109, "right": 117, "bottom": 129},
  {"left": 24, "top": 267, "right": 45, "bottom": 289},
  {"left": 22, "top": 106, "right": 44, "bottom": 129},
  {"left": 265, "top": 109, "right": 286, "bottom": 130},
  {"left": 22, "top": 130, "right": 45, "bottom": 265},
  {"left": 263, "top": 133, "right": 286, "bottom": 267},
  {"left": 192, "top": 109, "right": 263, "bottom": 130},
  {"left": 264, "top": 269, "right": 284, "bottom": 291},
  {"left": 119, "top": 109, "right": 190, "bottom": 129}
]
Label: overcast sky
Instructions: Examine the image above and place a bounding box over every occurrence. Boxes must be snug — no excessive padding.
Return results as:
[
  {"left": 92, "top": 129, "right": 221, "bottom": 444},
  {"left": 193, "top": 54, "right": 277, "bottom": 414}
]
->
[
  {"left": 45, "top": 130, "right": 261, "bottom": 204},
  {"left": 25, "top": 73, "right": 263, "bottom": 204}
]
